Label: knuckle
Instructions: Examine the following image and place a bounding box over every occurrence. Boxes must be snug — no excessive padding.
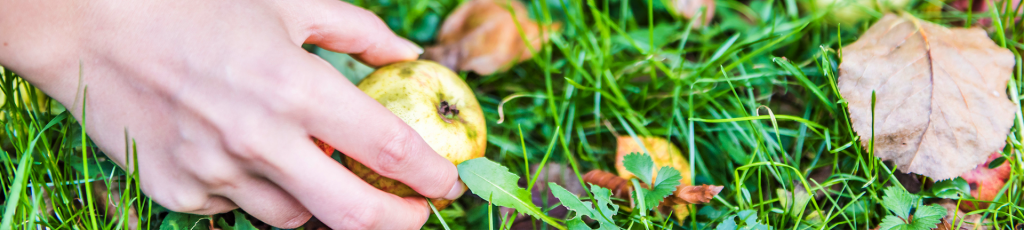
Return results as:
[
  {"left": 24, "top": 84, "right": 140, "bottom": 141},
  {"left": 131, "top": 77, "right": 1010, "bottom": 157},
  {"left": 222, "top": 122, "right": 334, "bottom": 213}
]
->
[
  {"left": 151, "top": 189, "right": 208, "bottom": 213},
  {"left": 336, "top": 204, "right": 378, "bottom": 229},
  {"left": 139, "top": 172, "right": 208, "bottom": 213},
  {"left": 222, "top": 133, "right": 271, "bottom": 163},
  {"left": 194, "top": 169, "right": 241, "bottom": 190},
  {"left": 257, "top": 66, "right": 313, "bottom": 117},
  {"left": 374, "top": 128, "right": 417, "bottom": 176},
  {"left": 278, "top": 212, "right": 312, "bottom": 229},
  {"left": 268, "top": 77, "right": 313, "bottom": 116}
]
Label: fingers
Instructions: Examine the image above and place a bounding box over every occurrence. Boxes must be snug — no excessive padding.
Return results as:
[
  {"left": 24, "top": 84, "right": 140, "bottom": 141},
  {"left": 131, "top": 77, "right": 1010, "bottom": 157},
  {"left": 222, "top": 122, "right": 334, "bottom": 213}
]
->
[
  {"left": 295, "top": 54, "right": 462, "bottom": 200},
  {"left": 293, "top": 0, "right": 422, "bottom": 66},
  {"left": 215, "top": 178, "right": 311, "bottom": 228},
  {"left": 255, "top": 134, "right": 434, "bottom": 229}
]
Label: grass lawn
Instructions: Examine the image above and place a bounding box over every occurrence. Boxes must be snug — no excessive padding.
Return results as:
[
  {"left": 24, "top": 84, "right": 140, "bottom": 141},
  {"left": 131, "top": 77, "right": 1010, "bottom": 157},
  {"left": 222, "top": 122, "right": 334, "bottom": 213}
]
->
[{"left": 2, "top": 0, "right": 1023, "bottom": 229}]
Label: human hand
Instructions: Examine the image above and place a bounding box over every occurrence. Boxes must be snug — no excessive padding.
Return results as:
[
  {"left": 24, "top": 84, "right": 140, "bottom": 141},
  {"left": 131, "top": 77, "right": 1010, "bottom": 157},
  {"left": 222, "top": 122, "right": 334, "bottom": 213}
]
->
[{"left": 0, "top": 0, "right": 463, "bottom": 228}]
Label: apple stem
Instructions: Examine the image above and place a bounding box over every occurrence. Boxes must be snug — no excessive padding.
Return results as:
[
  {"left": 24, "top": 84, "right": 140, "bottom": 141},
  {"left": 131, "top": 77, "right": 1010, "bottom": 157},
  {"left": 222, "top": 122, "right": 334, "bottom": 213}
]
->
[{"left": 439, "top": 101, "right": 459, "bottom": 120}]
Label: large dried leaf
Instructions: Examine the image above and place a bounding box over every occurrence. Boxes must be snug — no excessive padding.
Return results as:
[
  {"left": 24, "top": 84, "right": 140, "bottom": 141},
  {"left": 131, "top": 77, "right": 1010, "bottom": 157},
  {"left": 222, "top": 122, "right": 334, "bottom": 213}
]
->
[
  {"left": 838, "top": 14, "right": 1016, "bottom": 180},
  {"left": 423, "top": 0, "right": 559, "bottom": 75}
]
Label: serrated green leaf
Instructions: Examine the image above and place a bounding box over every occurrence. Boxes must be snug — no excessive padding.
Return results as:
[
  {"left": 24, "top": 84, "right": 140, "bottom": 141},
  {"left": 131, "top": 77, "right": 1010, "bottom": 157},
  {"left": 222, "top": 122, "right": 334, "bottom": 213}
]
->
[
  {"left": 549, "top": 183, "right": 619, "bottom": 230},
  {"left": 640, "top": 166, "right": 681, "bottom": 209},
  {"left": 715, "top": 216, "right": 738, "bottom": 230},
  {"left": 738, "top": 210, "right": 759, "bottom": 227},
  {"left": 458, "top": 158, "right": 565, "bottom": 230},
  {"left": 550, "top": 182, "right": 589, "bottom": 220},
  {"left": 909, "top": 204, "right": 945, "bottom": 229},
  {"left": 652, "top": 165, "right": 681, "bottom": 186},
  {"left": 567, "top": 218, "right": 591, "bottom": 230},
  {"left": 589, "top": 185, "right": 619, "bottom": 223},
  {"left": 160, "top": 212, "right": 210, "bottom": 230},
  {"left": 623, "top": 152, "right": 654, "bottom": 185},
  {"left": 881, "top": 186, "right": 916, "bottom": 219},
  {"left": 878, "top": 215, "right": 906, "bottom": 230},
  {"left": 879, "top": 186, "right": 946, "bottom": 230}
]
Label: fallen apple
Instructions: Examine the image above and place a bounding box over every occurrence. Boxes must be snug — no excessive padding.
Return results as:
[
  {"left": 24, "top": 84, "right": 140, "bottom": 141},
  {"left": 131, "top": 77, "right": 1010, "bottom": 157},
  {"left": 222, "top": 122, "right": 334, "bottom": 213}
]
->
[{"left": 315, "top": 60, "right": 487, "bottom": 209}]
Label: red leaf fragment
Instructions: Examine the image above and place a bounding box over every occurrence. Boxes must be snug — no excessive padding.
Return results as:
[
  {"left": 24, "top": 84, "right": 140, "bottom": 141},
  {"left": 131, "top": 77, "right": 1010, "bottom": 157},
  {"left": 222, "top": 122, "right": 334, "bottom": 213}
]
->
[{"left": 959, "top": 152, "right": 1011, "bottom": 211}]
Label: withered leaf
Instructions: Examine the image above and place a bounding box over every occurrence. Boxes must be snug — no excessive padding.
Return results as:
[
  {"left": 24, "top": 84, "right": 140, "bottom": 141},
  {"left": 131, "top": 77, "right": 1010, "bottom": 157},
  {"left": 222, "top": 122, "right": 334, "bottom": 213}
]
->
[
  {"left": 838, "top": 14, "right": 1016, "bottom": 180},
  {"left": 672, "top": 184, "right": 724, "bottom": 204},
  {"left": 423, "top": 0, "right": 559, "bottom": 75}
]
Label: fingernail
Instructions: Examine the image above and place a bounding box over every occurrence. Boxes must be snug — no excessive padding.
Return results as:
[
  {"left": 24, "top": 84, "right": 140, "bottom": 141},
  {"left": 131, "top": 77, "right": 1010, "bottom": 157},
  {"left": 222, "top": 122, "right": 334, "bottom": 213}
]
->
[
  {"left": 443, "top": 180, "right": 466, "bottom": 200},
  {"left": 397, "top": 37, "right": 424, "bottom": 55}
]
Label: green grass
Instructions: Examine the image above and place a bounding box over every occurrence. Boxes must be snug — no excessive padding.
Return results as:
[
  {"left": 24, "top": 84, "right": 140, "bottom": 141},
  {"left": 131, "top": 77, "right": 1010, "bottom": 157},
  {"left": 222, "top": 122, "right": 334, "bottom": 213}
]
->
[{"left": 3, "top": 0, "right": 1024, "bottom": 229}]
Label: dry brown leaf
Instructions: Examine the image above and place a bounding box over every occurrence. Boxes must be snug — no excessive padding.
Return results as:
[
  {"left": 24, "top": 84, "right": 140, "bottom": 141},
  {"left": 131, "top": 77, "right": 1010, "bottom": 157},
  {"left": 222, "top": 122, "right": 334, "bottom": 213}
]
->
[
  {"left": 838, "top": 14, "right": 1016, "bottom": 180},
  {"left": 937, "top": 199, "right": 990, "bottom": 229},
  {"left": 666, "top": 0, "right": 715, "bottom": 27},
  {"left": 582, "top": 170, "right": 632, "bottom": 200},
  {"left": 671, "top": 184, "right": 724, "bottom": 204},
  {"left": 935, "top": 219, "right": 953, "bottom": 230},
  {"left": 959, "top": 152, "right": 1012, "bottom": 211},
  {"left": 423, "top": 0, "right": 560, "bottom": 75}
]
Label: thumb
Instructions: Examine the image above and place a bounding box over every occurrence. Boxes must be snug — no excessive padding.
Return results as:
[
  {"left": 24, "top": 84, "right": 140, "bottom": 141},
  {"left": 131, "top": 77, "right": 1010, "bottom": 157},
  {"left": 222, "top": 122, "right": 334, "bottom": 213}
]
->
[{"left": 293, "top": 0, "right": 423, "bottom": 66}]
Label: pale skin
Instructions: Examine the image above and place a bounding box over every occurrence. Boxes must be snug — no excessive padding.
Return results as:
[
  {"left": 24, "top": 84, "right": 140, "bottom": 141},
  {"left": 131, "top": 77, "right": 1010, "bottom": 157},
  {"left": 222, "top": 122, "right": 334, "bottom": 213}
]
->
[{"left": 0, "top": 0, "right": 464, "bottom": 229}]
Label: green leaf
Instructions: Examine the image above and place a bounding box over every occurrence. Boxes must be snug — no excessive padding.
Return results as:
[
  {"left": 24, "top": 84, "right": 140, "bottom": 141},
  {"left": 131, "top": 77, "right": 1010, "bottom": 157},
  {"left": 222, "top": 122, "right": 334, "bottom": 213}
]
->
[
  {"left": 698, "top": 206, "right": 728, "bottom": 220},
  {"left": 881, "top": 186, "right": 916, "bottom": 219},
  {"left": 931, "top": 178, "right": 970, "bottom": 199},
  {"left": 313, "top": 48, "right": 375, "bottom": 84},
  {"left": 988, "top": 156, "right": 1007, "bottom": 169},
  {"left": 588, "top": 185, "right": 619, "bottom": 223},
  {"left": 567, "top": 218, "right": 591, "bottom": 230},
  {"left": 216, "top": 211, "right": 258, "bottom": 230},
  {"left": 715, "top": 216, "right": 738, "bottom": 230},
  {"left": 550, "top": 183, "right": 589, "bottom": 220},
  {"left": 160, "top": 212, "right": 210, "bottom": 230},
  {"left": 622, "top": 152, "right": 654, "bottom": 185},
  {"left": 879, "top": 186, "right": 946, "bottom": 230},
  {"left": 458, "top": 158, "right": 565, "bottom": 230},
  {"left": 877, "top": 215, "right": 906, "bottom": 230},
  {"left": 549, "top": 183, "right": 619, "bottom": 230},
  {"left": 715, "top": 210, "right": 771, "bottom": 230},
  {"left": 640, "top": 166, "right": 681, "bottom": 209},
  {"left": 909, "top": 204, "right": 946, "bottom": 230}
]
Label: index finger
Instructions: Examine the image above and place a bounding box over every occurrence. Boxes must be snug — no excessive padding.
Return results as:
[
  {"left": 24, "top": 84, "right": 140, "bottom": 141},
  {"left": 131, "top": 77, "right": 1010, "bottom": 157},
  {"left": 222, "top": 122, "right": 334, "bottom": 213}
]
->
[{"left": 298, "top": 53, "right": 463, "bottom": 200}]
